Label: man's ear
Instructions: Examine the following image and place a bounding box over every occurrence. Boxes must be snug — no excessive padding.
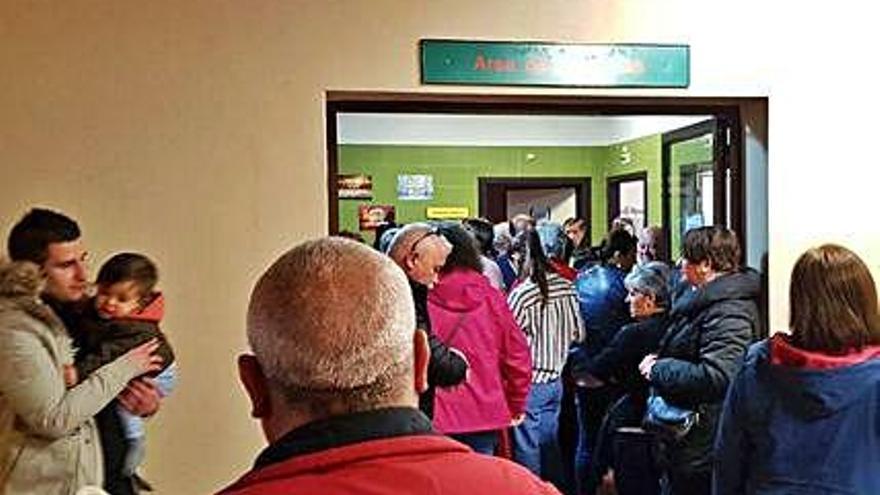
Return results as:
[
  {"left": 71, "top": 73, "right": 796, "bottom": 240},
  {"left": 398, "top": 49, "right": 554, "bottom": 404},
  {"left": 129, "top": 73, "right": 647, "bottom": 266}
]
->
[
  {"left": 238, "top": 354, "right": 271, "bottom": 419},
  {"left": 403, "top": 252, "right": 417, "bottom": 273},
  {"left": 413, "top": 329, "right": 429, "bottom": 394}
]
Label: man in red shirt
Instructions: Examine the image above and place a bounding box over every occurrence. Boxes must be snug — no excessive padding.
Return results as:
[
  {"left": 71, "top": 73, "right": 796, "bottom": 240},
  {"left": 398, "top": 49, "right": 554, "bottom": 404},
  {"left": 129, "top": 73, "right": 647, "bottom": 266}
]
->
[{"left": 218, "top": 237, "right": 558, "bottom": 495}]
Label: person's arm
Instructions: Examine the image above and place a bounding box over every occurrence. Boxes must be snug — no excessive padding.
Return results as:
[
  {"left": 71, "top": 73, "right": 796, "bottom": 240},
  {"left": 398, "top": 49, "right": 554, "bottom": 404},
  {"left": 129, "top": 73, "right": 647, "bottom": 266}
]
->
[
  {"left": 0, "top": 325, "right": 159, "bottom": 439},
  {"left": 75, "top": 321, "right": 174, "bottom": 379},
  {"left": 650, "top": 313, "right": 753, "bottom": 403},
  {"left": 573, "top": 326, "right": 632, "bottom": 386},
  {"left": 713, "top": 356, "right": 752, "bottom": 495},
  {"left": 572, "top": 295, "right": 587, "bottom": 344},
  {"left": 427, "top": 333, "right": 468, "bottom": 388},
  {"left": 497, "top": 296, "right": 532, "bottom": 418},
  {"left": 118, "top": 377, "right": 161, "bottom": 416}
]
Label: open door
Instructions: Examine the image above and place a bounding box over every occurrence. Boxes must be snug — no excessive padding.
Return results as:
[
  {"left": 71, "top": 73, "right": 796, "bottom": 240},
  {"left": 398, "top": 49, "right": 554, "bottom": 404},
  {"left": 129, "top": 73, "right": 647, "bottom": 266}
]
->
[
  {"left": 662, "top": 116, "right": 740, "bottom": 260},
  {"left": 607, "top": 171, "right": 648, "bottom": 232},
  {"left": 478, "top": 177, "right": 591, "bottom": 228}
]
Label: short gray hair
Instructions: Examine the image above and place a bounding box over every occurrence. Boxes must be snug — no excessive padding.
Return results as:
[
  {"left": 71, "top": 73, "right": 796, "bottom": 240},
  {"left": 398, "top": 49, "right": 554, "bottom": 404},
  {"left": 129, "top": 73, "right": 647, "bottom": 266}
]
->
[
  {"left": 247, "top": 237, "right": 415, "bottom": 414},
  {"left": 624, "top": 261, "right": 672, "bottom": 309},
  {"left": 386, "top": 223, "right": 433, "bottom": 262}
]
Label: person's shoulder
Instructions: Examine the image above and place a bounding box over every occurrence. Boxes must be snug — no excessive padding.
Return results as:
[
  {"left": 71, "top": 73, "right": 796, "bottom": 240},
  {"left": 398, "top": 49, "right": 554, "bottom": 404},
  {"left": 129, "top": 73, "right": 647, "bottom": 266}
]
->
[
  {"left": 439, "top": 452, "right": 560, "bottom": 494},
  {"left": 217, "top": 436, "right": 560, "bottom": 495},
  {"left": 0, "top": 296, "right": 62, "bottom": 338}
]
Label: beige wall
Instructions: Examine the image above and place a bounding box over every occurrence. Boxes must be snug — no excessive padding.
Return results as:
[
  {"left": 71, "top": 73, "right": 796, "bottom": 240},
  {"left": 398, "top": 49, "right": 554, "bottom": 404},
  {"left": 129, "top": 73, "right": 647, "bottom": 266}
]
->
[{"left": 1, "top": 1, "right": 877, "bottom": 493}]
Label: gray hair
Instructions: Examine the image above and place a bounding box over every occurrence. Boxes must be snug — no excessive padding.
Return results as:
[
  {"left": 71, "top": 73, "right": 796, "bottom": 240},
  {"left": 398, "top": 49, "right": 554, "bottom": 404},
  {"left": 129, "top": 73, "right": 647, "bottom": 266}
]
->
[
  {"left": 386, "top": 223, "right": 433, "bottom": 262},
  {"left": 624, "top": 261, "right": 672, "bottom": 309},
  {"left": 247, "top": 237, "right": 415, "bottom": 414}
]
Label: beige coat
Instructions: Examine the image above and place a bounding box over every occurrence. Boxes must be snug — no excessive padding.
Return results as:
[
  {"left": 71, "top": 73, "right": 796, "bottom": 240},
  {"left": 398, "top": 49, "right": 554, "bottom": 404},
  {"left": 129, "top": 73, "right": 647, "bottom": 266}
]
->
[{"left": 0, "top": 261, "right": 142, "bottom": 495}]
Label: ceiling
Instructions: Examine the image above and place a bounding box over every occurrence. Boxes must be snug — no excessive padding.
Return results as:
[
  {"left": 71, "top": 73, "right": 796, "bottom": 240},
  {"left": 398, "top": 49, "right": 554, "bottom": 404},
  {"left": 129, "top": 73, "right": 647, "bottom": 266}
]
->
[{"left": 338, "top": 113, "right": 712, "bottom": 147}]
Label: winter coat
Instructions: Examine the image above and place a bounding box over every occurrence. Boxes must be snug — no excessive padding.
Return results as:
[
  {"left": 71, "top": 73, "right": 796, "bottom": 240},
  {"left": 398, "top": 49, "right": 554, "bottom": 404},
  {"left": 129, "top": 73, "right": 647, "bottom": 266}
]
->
[
  {"left": 217, "top": 434, "right": 559, "bottom": 495},
  {"left": 410, "top": 281, "right": 468, "bottom": 418},
  {"left": 75, "top": 294, "right": 175, "bottom": 378},
  {"left": 0, "top": 261, "right": 143, "bottom": 494},
  {"left": 574, "top": 313, "right": 669, "bottom": 408},
  {"left": 572, "top": 263, "right": 632, "bottom": 359},
  {"left": 649, "top": 269, "right": 760, "bottom": 474},
  {"left": 428, "top": 269, "right": 531, "bottom": 434},
  {"left": 714, "top": 336, "right": 880, "bottom": 495}
]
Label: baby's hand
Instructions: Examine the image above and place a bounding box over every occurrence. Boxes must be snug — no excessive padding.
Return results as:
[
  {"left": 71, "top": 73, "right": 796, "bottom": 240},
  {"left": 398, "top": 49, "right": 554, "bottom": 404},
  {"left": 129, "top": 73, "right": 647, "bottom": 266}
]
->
[{"left": 63, "top": 365, "right": 78, "bottom": 388}]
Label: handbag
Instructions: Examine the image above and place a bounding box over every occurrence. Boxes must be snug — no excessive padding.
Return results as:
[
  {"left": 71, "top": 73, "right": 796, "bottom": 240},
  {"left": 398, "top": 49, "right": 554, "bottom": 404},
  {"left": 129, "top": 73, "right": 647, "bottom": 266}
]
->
[{"left": 642, "top": 392, "right": 698, "bottom": 440}]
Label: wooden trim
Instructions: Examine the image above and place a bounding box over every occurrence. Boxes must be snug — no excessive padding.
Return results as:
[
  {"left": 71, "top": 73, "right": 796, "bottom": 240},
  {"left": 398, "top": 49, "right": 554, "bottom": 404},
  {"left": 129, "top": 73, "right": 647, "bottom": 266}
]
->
[
  {"left": 326, "top": 91, "right": 765, "bottom": 110},
  {"left": 661, "top": 119, "right": 719, "bottom": 259},
  {"left": 477, "top": 177, "right": 591, "bottom": 239},
  {"left": 327, "top": 101, "right": 340, "bottom": 233},
  {"left": 606, "top": 171, "right": 648, "bottom": 230}
]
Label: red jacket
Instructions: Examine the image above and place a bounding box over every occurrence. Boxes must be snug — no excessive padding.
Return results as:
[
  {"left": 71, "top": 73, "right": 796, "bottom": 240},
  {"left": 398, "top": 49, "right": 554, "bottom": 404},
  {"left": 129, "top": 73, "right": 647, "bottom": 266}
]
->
[
  {"left": 218, "top": 435, "right": 559, "bottom": 495},
  {"left": 428, "top": 269, "right": 532, "bottom": 434}
]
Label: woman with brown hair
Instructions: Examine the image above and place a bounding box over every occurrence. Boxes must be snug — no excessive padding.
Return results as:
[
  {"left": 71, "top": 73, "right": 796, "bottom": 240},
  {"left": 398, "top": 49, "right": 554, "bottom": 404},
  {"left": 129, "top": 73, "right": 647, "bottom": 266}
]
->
[
  {"left": 714, "top": 244, "right": 880, "bottom": 495},
  {"left": 428, "top": 222, "right": 532, "bottom": 455},
  {"left": 638, "top": 226, "right": 760, "bottom": 495}
]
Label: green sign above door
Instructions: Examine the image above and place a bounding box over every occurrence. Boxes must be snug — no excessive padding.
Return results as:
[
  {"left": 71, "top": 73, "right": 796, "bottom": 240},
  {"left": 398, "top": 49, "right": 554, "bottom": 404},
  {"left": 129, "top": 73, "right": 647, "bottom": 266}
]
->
[{"left": 420, "top": 40, "right": 689, "bottom": 88}]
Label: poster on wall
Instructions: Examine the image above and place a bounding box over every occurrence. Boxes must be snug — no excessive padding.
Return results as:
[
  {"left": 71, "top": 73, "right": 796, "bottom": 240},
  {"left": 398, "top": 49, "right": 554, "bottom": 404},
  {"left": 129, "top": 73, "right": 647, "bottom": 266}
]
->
[
  {"left": 358, "top": 204, "right": 395, "bottom": 231},
  {"left": 337, "top": 174, "right": 373, "bottom": 199},
  {"left": 397, "top": 174, "right": 434, "bottom": 200}
]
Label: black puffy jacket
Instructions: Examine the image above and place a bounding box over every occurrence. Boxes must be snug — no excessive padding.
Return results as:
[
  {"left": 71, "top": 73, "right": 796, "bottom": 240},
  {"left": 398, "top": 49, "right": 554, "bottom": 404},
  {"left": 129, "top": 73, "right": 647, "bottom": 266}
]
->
[
  {"left": 410, "top": 281, "right": 468, "bottom": 418},
  {"left": 650, "top": 269, "right": 760, "bottom": 474}
]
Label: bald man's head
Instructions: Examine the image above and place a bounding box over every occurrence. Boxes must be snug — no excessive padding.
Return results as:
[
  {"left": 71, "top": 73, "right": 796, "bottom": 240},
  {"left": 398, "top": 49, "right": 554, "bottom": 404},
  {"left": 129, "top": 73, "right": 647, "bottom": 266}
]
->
[
  {"left": 387, "top": 223, "right": 451, "bottom": 288},
  {"left": 246, "top": 238, "right": 416, "bottom": 417}
]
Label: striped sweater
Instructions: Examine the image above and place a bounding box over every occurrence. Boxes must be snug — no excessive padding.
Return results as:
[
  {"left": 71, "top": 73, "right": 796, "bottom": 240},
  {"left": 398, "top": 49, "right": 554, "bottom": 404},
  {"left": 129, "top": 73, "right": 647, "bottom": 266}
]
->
[{"left": 507, "top": 272, "right": 585, "bottom": 383}]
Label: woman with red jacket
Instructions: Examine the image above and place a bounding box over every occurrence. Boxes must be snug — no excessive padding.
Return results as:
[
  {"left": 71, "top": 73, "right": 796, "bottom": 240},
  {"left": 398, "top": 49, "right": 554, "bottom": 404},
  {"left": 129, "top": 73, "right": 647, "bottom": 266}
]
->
[{"left": 428, "top": 222, "right": 533, "bottom": 455}]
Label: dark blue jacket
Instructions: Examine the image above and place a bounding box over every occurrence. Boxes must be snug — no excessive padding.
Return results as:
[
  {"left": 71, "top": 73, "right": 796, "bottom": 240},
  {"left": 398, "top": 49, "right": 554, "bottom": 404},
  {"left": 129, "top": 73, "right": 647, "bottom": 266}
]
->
[
  {"left": 573, "top": 263, "right": 631, "bottom": 358},
  {"left": 650, "top": 269, "right": 760, "bottom": 474},
  {"left": 714, "top": 340, "right": 880, "bottom": 495}
]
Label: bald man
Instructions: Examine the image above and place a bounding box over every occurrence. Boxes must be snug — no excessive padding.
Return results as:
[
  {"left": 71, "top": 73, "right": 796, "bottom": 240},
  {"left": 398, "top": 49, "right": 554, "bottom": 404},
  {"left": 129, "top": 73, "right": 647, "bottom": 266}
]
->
[
  {"left": 219, "top": 238, "right": 558, "bottom": 495},
  {"left": 386, "top": 224, "right": 468, "bottom": 417}
]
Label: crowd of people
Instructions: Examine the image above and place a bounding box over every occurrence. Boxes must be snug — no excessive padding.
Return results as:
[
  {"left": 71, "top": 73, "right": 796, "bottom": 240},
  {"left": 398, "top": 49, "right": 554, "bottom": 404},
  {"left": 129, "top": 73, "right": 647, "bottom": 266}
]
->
[{"left": 1, "top": 207, "right": 878, "bottom": 495}]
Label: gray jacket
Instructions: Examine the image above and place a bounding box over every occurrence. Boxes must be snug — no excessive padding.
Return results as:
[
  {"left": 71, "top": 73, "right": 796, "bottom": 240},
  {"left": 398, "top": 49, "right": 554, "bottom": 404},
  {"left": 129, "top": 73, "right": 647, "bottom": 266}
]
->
[{"left": 0, "top": 261, "right": 142, "bottom": 494}]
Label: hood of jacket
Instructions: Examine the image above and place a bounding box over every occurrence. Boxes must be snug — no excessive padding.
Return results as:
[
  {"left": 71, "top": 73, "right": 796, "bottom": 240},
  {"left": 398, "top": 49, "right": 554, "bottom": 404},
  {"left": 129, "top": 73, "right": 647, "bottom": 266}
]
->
[
  {"left": 121, "top": 292, "right": 165, "bottom": 323},
  {"left": 670, "top": 268, "right": 760, "bottom": 319},
  {"left": 0, "top": 260, "right": 42, "bottom": 299},
  {"left": 0, "top": 260, "right": 64, "bottom": 333},
  {"left": 428, "top": 269, "right": 494, "bottom": 313},
  {"left": 755, "top": 336, "right": 880, "bottom": 419}
]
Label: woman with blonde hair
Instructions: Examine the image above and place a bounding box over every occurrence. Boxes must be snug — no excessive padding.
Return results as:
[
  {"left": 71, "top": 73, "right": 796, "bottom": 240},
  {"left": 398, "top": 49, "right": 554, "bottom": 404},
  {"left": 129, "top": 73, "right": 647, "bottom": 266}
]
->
[{"left": 714, "top": 244, "right": 880, "bottom": 494}]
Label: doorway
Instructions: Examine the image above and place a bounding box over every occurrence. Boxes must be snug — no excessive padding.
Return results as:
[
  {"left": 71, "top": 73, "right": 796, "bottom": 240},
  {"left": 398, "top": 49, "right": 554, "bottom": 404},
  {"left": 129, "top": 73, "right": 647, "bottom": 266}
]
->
[
  {"left": 662, "top": 118, "right": 734, "bottom": 259},
  {"left": 479, "top": 177, "right": 591, "bottom": 229},
  {"left": 326, "top": 92, "right": 764, "bottom": 263},
  {"left": 607, "top": 172, "right": 647, "bottom": 232}
]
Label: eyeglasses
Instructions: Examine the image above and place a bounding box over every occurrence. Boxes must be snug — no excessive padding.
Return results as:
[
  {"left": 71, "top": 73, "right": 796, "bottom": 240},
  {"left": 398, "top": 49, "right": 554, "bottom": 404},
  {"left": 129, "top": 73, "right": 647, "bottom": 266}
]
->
[{"left": 408, "top": 226, "right": 440, "bottom": 257}]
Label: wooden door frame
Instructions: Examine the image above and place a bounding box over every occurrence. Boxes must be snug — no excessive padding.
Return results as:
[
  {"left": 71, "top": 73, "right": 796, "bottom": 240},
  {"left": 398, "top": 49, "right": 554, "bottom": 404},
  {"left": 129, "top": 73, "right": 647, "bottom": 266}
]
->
[
  {"left": 326, "top": 92, "right": 758, "bottom": 252},
  {"left": 606, "top": 171, "right": 648, "bottom": 231},
  {"left": 478, "top": 177, "right": 592, "bottom": 233},
  {"left": 661, "top": 116, "right": 744, "bottom": 261}
]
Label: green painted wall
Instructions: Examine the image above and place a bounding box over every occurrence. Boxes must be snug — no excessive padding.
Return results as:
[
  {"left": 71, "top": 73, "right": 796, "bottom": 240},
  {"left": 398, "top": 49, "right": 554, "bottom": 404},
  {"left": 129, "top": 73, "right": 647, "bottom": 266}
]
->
[
  {"left": 338, "top": 135, "right": 663, "bottom": 244},
  {"left": 598, "top": 134, "right": 663, "bottom": 230},
  {"left": 670, "top": 134, "right": 714, "bottom": 257}
]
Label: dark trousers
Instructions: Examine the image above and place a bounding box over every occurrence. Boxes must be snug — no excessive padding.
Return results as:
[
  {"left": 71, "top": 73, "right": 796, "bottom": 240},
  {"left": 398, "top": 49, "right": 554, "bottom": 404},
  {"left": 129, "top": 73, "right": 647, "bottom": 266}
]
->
[
  {"left": 96, "top": 402, "right": 135, "bottom": 495},
  {"left": 575, "top": 385, "right": 622, "bottom": 494},
  {"left": 449, "top": 430, "right": 499, "bottom": 456},
  {"left": 613, "top": 429, "right": 660, "bottom": 495},
  {"left": 662, "top": 469, "right": 711, "bottom": 495}
]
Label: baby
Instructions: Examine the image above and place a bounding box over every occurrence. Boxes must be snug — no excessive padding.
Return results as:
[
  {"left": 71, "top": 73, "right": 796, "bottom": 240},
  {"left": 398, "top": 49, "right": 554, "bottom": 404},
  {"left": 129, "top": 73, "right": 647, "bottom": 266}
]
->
[{"left": 64, "top": 252, "right": 176, "bottom": 482}]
